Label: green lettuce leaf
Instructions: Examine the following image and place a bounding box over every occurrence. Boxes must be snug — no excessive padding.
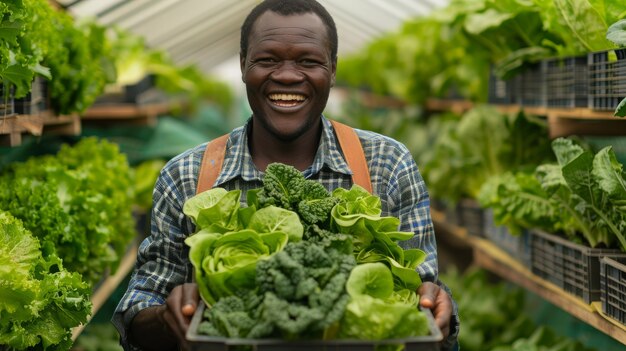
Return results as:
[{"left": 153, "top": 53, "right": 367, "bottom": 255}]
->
[
  {"left": 248, "top": 206, "right": 303, "bottom": 242},
  {"left": 0, "top": 211, "right": 91, "bottom": 350}
]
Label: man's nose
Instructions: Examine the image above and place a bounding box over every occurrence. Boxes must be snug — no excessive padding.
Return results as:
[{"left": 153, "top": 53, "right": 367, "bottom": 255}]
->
[{"left": 270, "top": 61, "right": 305, "bottom": 84}]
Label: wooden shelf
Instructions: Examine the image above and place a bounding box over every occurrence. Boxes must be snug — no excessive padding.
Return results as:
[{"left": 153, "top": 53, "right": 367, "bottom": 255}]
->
[
  {"left": 424, "top": 99, "right": 626, "bottom": 138},
  {"left": 71, "top": 242, "right": 138, "bottom": 341},
  {"left": 0, "top": 111, "right": 80, "bottom": 147},
  {"left": 80, "top": 103, "right": 174, "bottom": 127},
  {"left": 431, "top": 209, "right": 626, "bottom": 346},
  {"left": 424, "top": 99, "right": 474, "bottom": 115}
]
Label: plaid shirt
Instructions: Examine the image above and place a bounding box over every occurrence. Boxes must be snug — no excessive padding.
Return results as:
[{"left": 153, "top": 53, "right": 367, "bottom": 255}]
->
[{"left": 113, "top": 116, "right": 459, "bottom": 349}]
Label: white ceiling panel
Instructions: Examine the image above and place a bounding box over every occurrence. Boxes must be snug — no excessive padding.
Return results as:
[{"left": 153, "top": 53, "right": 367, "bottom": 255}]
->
[{"left": 62, "top": 0, "right": 448, "bottom": 77}]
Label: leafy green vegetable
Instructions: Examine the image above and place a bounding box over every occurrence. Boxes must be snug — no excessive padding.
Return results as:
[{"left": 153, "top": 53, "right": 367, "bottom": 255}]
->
[
  {"left": 188, "top": 163, "right": 432, "bottom": 341},
  {"left": 331, "top": 185, "right": 425, "bottom": 291},
  {"left": 606, "top": 19, "right": 626, "bottom": 118},
  {"left": 424, "top": 106, "right": 552, "bottom": 204},
  {"left": 345, "top": 262, "right": 394, "bottom": 299},
  {"left": 338, "top": 263, "right": 428, "bottom": 340},
  {"left": 478, "top": 171, "right": 562, "bottom": 236},
  {"left": 247, "top": 206, "right": 303, "bottom": 242},
  {"left": 184, "top": 188, "right": 242, "bottom": 233},
  {"left": 42, "top": 12, "right": 115, "bottom": 114},
  {"left": 247, "top": 163, "right": 340, "bottom": 226},
  {"left": 539, "top": 138, "right": 626, "bottom": 248},
  {"left": 442, "top": 267, "right": 596, "bottom": 351},
  {"left": 184, "top": 188, "right": 300, "bottom": 305},
  {"left": 614, "top": 97, "right": 626, "bottom": 117},
  {"left": 0, "top": 137, "right": 136, "bottom": 286},
  {"left": 186, "top": 229, "right": 288, "bottom": 306},
  {"left": 607, "top": 19, "right": 626, "bottom": 46},
  {"left": 0, "top": 211, "right": 91, "bottom": 351},
  {"left": 254, "top": 240, "right": 356, "bottom": 339},
  {"left": 0, "top": 0, "right": 49, "bottom": 98},
  {"left": 481, "top": 138, "right": 626, "bottom": 250},
  {"left": 196, "top": 239, "right": 356, "bottom": 339}
]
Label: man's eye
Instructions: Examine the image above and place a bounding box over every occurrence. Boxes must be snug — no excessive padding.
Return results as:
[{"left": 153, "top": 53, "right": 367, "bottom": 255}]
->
[
  {"left": 257, "top": 58, "right": 275, "bottom": 63},
  {"left": 300, "top": 59, "right": 320, "bottom": 66}
]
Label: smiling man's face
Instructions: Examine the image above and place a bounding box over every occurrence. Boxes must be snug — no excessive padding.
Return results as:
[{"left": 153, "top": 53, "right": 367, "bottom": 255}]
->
[{"left": 241, "top": 11, "right": 336, "bottom": 142}]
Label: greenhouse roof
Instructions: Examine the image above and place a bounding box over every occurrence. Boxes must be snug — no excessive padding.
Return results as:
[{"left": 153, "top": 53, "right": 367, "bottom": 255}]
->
[{"left": 55, "top": 0, "right": 447, "bottom": 75}]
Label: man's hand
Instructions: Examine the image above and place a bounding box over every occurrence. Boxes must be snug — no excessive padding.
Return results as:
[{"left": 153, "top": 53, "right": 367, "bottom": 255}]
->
[
  {"left": 161, "top": 283, "right": 199, "bottom": 343},
  {"left": 130, "top": 282, "right": 199, "bottom": 351},
  {"left": 418, "top": 281, "right": 452, "bottom": 339}
]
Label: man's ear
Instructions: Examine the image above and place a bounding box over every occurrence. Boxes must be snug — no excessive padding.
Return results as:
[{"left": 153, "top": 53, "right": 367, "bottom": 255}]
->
[{"left": 240, "top": 54, "right": 246, "bottom": 83}]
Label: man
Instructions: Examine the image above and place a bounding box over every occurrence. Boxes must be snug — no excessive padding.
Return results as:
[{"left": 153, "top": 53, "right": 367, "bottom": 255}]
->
[{"left": 113, "top": 0, "right": 459, "bottom": 350}]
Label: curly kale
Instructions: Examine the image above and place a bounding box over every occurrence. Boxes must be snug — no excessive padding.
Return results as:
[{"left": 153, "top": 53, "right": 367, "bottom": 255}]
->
[
  {"left": 198, "top": 296, "right": 254, "bottom": 337},
  {"left": 197, "top": 294, "right": 273, "bottom": 339},
  {"left": 304, "top": 224, "right": 353, "bottom": 255},
  {"left": 254, "top": 240, "right": 356, "bottom": 339},
  {"left": 297, "top": 181, "right": 340, "bottom": 225},
  {"left": 249, "top": 163, "right": 339, "bottom": 226},
  {"left": 197, "top": 240, "right": 355, "bottom": 339}
]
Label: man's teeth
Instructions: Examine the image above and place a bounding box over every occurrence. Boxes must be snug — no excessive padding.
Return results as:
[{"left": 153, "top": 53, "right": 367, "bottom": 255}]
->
[{"left": 268, "top": 94, "right": 306, "bottom": 101}]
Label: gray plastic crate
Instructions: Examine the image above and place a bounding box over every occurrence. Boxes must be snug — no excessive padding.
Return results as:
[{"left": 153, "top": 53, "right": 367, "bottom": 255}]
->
[
  {"left": 543, "top": 55, "right": 588, "bottom": 108},
  {"left": 514, "top": 63, "right": 545, "bottom": 107},
  {"left": 530, "top": 230, "right": 626, "bottom": 303},
  {"left": 186, "top": 301, "right": 443, "bottom": 351},
  {"left": 0, "top": 83, "right": 15, "bottom": 117},
  {"left": 483, "top": 209, "right": 531, "bottom": 266},
  {"left": 458, "top": 198, "right": 484, "bottom": 237},
  {"left": 488, "top": 67, "right": 516, "bottom": 105},
  {"left": 601, "top": 257, "right": 626, "bottom": 326},
  {"left": 588, "top": 48, "right": 626, "bottom": 111},
  {"left": 14, "top": 76, "right": 46, "bottom": 115}
]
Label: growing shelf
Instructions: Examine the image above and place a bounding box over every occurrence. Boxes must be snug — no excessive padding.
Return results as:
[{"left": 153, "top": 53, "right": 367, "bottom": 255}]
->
[
  {"left": 80, "top": 103, "right": 174, "bottom": 127},
  {"left": 425, "top": 99, "right": 626, "bottom": 138},
  {"left": 431, "top": 209, "right": 626, "bottom": 346},
  {"left": 0, "top": 111, "right": 80, "bottom": 147},
  {"left": 71, "top": 242, "right": 138, "bottom": 341}
]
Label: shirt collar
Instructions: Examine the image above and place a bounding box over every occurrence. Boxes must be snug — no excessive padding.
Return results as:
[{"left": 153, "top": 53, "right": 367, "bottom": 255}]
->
[
  {"left": 214, "top": 115, "right": 352, "bottom": 185},
  {"left": 314, "top": 116, "right": 353, "bottom": 177}
]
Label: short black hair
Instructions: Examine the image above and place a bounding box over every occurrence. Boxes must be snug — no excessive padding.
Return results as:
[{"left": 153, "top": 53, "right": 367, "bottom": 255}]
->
[{"left": 240, "top": 0, "right": 338, "bottom": 62}]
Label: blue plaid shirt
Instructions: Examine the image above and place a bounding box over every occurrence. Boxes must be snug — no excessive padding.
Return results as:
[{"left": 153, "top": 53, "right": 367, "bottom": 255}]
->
[{"left": 113, "top": 116, "right": 459, "bottom": 349}]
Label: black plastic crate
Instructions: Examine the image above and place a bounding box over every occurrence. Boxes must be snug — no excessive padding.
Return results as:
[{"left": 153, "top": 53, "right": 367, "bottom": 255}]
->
[
  {"left": 0, "top": 83, "right": 15, "bottom": 116},
  {"left": 543, "top": 55, "right": 588, "bottom": 108},
  {"left": 14, "top": 76, "right": 45, "bottom": 115},
  {"left": 530, "top": 230, "right": 626, "bottom": 303},
  {"left": 124, "top": 74, "right": 156, "bottom": 103},
  {"left": 458, "top": 198, "right": 484, "bottom": 237},
  {"left": 444, "top": 201, "right": 462, "bottom": 227},
  {"left": 514, "top": 63, "right": 545, "bottom": 107},
  {"left": 601, "top": 257, "right": 626, "bottom": 325},
  {"left": 588, "top": 48, "right": 626, "bottom": 111},
  {"left": 186, "top": 301, "right": 443, "bottom": 351},
  {"left": 483, "top": 209, "right": 531, "bottom": 266},
  {"left": 94, "top": 74, "right": 156, "bottom": 105},
  {"left": 488, "top": 67, "right": 516, "bottom": 105}
]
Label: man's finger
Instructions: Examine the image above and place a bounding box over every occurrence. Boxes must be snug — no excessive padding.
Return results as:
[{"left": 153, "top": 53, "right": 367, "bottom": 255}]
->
[
  {"left": 181, "top": 283, "right": 199, "bottom": 318},
  {"left": 418, "top": 282, "right": 439, "bottom": 308}
]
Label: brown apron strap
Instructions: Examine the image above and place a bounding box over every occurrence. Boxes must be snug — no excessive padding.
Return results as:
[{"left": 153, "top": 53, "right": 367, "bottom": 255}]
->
[
  {"left": 331, "top": 120, "right": 373, "bottom": 193},
  {"left": 196, "top": 121, "right": 372, "bottom": 195},
  {"left": 196, "top": 134, "right": 229, "bottom": 194}
]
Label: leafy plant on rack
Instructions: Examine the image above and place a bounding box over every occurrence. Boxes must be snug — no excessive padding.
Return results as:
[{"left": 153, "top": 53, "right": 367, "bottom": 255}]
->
[
  {"left": 0, "top": 138, "right": 136, "bottom": 286},
  {"left": 0, "top": 211, "right": 91, "bottom": 351},
  {"left": 422, "top": 105, "right": 553, "bottom": 205},
  {"left": 478, "top": 137, "right": 626, "bottom": 251},
  {"left": 606, "top": 19, "right": 626, "bottom": 117}
]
